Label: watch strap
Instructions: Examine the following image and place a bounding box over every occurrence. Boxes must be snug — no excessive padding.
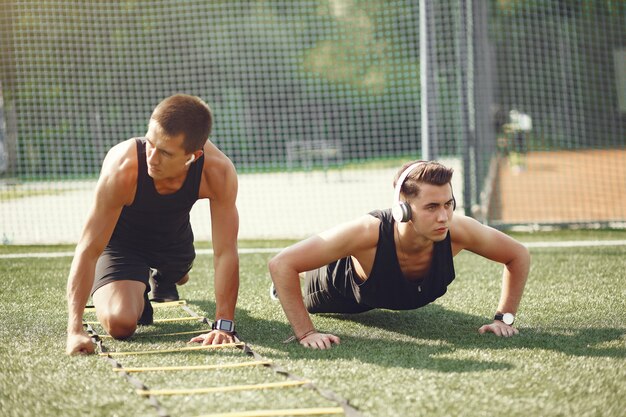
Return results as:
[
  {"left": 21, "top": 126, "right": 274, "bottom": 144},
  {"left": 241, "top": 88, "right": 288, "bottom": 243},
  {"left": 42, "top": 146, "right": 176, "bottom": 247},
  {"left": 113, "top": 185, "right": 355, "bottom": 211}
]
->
[{"left": 494, "top": 312, "right": 515, "bottom": 325}]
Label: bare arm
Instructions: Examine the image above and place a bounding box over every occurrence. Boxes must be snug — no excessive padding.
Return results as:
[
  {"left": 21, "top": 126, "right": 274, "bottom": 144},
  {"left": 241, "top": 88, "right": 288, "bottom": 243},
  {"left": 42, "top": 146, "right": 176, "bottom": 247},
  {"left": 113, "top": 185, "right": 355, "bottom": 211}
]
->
[
  {"left": 190, "top": 148, "right": 240, "bottom": 345},
  {"left": 268, "top": 215, "right": 379, "bottom": 348},
  {"left": 66, "top": 141, "right": 136, "bottom": 354},
  {"left": 210, "top": 177, "right": 239, "bottom": 325},
  {"left": 451, "top": 215, "right": 530, "bottom": 336}
]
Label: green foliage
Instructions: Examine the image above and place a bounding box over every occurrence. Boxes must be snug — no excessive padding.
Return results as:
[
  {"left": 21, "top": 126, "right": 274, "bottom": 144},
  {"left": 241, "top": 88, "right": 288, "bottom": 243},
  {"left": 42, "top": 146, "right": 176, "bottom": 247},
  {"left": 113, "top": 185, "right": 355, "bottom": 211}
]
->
[
  {"left": 2, "top": 0, "right": 624, "bottom": 177},
  {"left": 490, "top": 0, "right": 626, "bottom": 150},
  {"left": 495, "top": 0, "right": 626, "bottom": 16}
]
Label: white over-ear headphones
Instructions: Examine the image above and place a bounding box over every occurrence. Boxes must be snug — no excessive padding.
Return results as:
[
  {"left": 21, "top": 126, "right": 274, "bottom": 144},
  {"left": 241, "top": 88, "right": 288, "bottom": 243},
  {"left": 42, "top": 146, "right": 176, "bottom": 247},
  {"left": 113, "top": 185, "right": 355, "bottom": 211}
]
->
[{"left": 391, "top": 162, "right": 424, "bottom": 223}]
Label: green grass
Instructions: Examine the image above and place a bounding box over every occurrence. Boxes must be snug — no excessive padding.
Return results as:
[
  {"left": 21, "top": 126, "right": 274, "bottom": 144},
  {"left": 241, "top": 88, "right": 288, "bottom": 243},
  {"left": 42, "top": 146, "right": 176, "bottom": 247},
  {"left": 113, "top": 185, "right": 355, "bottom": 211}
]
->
[
  {"left": 1, "top": 231, "right": 625, "bottom": 417},
  {"left": 507, "top": 228, "right": 626, "bottom": 242},
  {"left": 0, "top": 188, "right": 67, "bottom": 202}
]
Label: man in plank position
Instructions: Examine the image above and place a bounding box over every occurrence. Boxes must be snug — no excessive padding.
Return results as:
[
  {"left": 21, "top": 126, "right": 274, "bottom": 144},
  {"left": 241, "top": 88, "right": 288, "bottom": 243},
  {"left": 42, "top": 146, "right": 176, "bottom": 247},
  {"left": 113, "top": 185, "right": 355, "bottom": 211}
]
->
[
  {"left": 66, "top": 94, "right": 240, "bottom": 355},
  {"left": 269, "top": 160, "right": 530, "bottom": 349}
]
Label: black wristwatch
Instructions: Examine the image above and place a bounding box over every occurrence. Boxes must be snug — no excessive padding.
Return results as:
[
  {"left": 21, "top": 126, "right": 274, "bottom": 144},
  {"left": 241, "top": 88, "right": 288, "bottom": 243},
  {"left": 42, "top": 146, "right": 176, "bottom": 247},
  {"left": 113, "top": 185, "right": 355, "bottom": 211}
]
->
[
  {"left": 212, "top": 319, "right": 235, "bottom": 333},
  {"left": 494, "top": 312, "right": 515, "bottom": 325}
]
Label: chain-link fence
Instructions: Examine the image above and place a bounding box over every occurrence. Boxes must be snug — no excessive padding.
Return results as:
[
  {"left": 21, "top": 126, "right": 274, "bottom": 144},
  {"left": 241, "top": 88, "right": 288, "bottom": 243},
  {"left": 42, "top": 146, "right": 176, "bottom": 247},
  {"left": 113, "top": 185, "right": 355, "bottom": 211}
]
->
[{"left": 1, "top": 0, "right": 624, "bottom": 244}]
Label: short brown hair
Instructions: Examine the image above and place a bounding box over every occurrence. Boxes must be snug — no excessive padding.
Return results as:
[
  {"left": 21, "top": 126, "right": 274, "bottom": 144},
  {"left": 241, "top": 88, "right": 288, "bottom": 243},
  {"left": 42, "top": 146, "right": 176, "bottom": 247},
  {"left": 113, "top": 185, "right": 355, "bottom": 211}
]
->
[
  {"left": 393, "top": 160, "right": 454, "bottom": 199},
  {"left": 150, "top": 94, "right": 213, "bottom": 153}
]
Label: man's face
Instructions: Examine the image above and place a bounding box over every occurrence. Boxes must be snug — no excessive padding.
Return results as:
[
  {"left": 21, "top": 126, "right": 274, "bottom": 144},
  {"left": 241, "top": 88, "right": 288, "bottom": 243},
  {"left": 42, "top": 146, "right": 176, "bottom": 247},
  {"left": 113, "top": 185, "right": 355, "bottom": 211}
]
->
[
  {"left": 145, "top": 119, "right": 191, "bottom": 180},
  {"left": 406, "top": 183, "right": 455, "bottom": 241}
]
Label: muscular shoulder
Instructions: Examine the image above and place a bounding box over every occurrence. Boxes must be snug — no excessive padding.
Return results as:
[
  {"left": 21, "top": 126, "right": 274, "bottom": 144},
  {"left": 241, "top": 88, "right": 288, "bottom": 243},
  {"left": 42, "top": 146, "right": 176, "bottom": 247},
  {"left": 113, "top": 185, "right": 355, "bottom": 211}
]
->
[
  {"left": 450, "top": 212, "right": 519, "bottom": 256},
  {"left": 101, "top": 139, "right": 137, "bottom": 180},
  {"left": 449, "top": 214, "right": 483, "bottom": 253},
  {"left": 319, "top": 214, "right": 380, "bottom": 251},
  {"left": 98, "top": 139, "right": 138, "bottom": 205},
  {"left": 449, "top": 212, "right": 529, "bottom": 264},
  {"left": 199, "top": 141, "right": 237, "bottom": 201},
  {"left": 278, "top": 213, "right": 380, "bottom": 271}
]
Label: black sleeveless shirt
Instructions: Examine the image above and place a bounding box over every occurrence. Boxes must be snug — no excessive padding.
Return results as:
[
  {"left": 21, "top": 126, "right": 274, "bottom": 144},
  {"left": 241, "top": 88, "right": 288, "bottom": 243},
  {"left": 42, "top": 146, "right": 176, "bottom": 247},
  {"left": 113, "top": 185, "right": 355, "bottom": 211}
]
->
[
  {"left": 347, "top": 209, "right": 456, "bottom": 310},
  {"left": 108, "top": 138, "right": 204, "bottom": 256}
]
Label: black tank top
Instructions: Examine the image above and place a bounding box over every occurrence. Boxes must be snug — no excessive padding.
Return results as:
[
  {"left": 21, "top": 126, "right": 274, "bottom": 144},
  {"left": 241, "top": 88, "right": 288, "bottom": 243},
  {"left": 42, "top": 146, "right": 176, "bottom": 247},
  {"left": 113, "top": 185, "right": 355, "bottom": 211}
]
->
[
  {"left": 348, "top": 209, "right": 456, "bottom": 310},
  {"left": 108, "top": 138, "right": 204, "bottom": 255}
]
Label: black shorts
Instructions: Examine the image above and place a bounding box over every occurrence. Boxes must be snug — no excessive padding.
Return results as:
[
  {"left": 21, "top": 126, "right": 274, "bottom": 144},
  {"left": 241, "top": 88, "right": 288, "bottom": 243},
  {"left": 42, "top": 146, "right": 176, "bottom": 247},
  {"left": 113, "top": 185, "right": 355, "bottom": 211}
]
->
[
  {"left": 92, "top": 244, "right": 195, "bottom": 296},
  {"left": 304, "top": 258, "right": 373, "bottom": 314}
]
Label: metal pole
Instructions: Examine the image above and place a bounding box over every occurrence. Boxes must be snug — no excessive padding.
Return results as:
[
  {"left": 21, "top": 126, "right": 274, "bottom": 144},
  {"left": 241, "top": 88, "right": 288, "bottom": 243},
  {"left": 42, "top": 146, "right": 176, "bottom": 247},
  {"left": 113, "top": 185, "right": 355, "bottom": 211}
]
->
[
  {"left": 420, "top": 0, "right": 429, "bottom": 160},
  {"left": 459, "top": 0, "right": 474, "bottom": 217}
]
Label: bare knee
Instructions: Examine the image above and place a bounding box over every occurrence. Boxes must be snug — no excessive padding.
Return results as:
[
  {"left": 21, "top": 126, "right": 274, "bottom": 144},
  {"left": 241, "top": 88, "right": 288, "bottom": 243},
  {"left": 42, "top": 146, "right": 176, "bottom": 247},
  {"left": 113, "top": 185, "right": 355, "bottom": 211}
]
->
[
  {"left": 268, "top": 256, "right": 305, "bottom": 282},
  {"left": 268, "top": 256, "right": 282, "bottom": 280},
  {"left": 100, "top": 312, "right": 138, "bottom": 340}
]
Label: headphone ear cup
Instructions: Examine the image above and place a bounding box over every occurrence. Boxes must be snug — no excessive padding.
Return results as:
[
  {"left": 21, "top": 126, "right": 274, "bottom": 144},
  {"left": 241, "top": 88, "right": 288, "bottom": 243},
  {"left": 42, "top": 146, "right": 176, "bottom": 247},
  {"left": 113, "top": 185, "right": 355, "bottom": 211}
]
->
[
  {"left": 392, "top": 202, "right": 412, "bottom": 222},
  {"left": 400, "top": 202, "right": 412, "bottom": 222},
  {"left": 392, "top": 203, "right": 403, "bottom": 222}
]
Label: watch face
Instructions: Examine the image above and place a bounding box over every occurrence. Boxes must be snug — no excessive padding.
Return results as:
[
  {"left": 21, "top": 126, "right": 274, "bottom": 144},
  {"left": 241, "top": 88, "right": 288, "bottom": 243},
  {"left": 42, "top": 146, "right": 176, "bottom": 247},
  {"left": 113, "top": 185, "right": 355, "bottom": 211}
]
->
[
  {"left": 502, "top": 313, "right": 515, "bottom": 325},
  {"left": 217, "top": 320, "right": 234, "bottom": 332}
]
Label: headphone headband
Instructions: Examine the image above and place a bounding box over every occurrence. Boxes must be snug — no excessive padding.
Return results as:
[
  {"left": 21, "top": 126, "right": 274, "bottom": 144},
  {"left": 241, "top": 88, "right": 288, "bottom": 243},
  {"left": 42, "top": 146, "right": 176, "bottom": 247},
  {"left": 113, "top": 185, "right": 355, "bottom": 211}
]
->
[
  {"left": 393, "top": 161, "right": 425, "bottom": 204},
  {"left": 392, "top": 160, "right": 456, "bottom": 222}
]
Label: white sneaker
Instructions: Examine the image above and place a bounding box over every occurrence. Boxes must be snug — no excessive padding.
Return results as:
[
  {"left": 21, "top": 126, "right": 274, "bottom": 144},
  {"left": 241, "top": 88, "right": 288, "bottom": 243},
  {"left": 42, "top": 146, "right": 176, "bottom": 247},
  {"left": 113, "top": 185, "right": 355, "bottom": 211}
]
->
[{"left": 269, "top": 283, "right": 279, "bottom": 301}]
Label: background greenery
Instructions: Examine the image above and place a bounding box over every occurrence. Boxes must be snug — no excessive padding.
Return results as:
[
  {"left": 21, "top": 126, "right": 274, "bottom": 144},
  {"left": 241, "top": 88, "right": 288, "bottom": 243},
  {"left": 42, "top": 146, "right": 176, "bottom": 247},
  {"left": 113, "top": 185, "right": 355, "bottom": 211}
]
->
[{"left": 1, "top": 0, "right": 624, "bottom": 177}]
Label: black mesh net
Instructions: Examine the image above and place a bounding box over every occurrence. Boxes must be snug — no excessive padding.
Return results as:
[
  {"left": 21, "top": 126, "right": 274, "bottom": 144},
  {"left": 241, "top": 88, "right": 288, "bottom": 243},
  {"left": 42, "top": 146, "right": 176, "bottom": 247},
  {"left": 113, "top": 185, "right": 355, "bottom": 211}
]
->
[{"left": 1, "top": 0, "right": 624, "bottom": 243}]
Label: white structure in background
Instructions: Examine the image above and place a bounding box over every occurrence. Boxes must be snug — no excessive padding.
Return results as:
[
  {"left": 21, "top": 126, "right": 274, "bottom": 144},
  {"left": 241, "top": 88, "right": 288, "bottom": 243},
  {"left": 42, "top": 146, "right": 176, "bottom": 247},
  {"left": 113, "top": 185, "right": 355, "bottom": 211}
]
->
[
  {"left": 509, "top": 109, "right": 532, "bottom": 132},
  {"left": 506, "top": 109, "right": 532, "bottom": 174}
]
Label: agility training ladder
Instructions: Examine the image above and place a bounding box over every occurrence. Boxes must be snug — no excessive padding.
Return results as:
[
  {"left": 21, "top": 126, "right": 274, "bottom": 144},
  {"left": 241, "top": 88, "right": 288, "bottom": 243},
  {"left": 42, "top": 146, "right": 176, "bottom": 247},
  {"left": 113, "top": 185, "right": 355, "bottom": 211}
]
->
[{"left": 84, "top": 300, "right": 363, "bottom": 417}]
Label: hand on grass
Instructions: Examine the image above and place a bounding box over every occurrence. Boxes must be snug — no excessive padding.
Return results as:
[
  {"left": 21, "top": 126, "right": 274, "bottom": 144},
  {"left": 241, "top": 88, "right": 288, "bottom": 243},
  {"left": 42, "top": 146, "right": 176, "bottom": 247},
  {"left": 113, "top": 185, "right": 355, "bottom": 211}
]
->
[
  {"left": 188, "top": 330, "right": 235, "bottom": 345},
  {"left": 478, "top": 321, "right": 519, "bottom": 337},
  {"left": 66, "top": 331, "right": 95, "bottom": 355},
  {"left": 299, "top": 332, "right": 340, "bottom": 349}
]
